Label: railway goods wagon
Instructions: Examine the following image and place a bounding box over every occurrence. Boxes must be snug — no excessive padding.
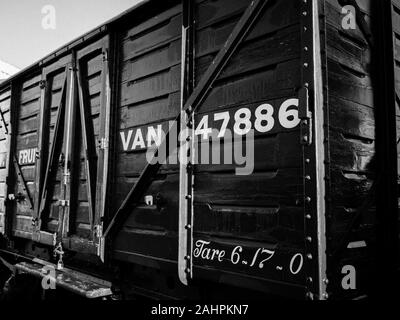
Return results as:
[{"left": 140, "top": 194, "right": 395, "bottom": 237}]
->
[{"left": 0, "top": 0, "right": 399, "bottom": 300}]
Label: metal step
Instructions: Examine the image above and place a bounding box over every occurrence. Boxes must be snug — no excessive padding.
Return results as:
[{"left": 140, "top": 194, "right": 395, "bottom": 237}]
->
[{"left": 15, "top": 260, "right": 112, "bottom": 299}]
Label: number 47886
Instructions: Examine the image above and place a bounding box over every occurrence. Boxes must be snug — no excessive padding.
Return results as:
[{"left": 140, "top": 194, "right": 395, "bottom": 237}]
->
[{"left": 194, "top": 98, "right": 301, "bottom": 139}]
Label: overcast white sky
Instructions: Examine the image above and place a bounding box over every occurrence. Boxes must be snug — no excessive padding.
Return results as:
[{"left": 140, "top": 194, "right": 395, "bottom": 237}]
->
[{"left": 0, "top": 0, "right": 143, "bottom": 69}]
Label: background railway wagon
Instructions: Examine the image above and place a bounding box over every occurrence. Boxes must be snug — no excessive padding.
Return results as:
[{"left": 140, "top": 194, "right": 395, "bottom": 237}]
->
[{"left": 0, "top": 0, "right": 399, "bottom": 300}]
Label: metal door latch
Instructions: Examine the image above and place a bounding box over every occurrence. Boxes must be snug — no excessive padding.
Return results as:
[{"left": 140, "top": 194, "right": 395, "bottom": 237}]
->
[
  {"left": 53, "top": 243, "right": 64, "bottom": 270},
  {"left": 94, "top": 224, "right": 103, "bottom": 238},
  {"left": 299, "top": 87, "right": 313, "bottom": 146}
]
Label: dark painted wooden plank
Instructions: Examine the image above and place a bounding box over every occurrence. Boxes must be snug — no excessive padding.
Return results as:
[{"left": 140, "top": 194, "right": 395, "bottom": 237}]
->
[
  {"left": 19, "top": 99, "right": 40, "bottom": 120},
  {"left": 120, "top": 65, "right": 181, "bottom": 106},
  {"left": 22, "top": 75, "right": 42, "bottom": 90},
  {"left": 329, "top": 95, "right": 375, "bottom": 140},
  {"left": 119, "top": 92, "right": 180, "bottom": 129},
  {"left": 194, "top": 169, "right": 302, "bottom": 206},
  {"left": 197, "top": 60, "right": 300, "bottom": 114},
  {"left": 0, "top": 89, "right": 11, "bottom": 102},
  {"left": 327, "top": 59, "right": 373, "bottom": 108},
  {"left": 0, "top": 98, "right": 10, "bottom": 113},
  {"left": 196, "top": 26, "right": 300, "bottom": 81},
  {"left": 20, "top": 85, "right": 41, "bottom": 105},
  {"left": 122, "top": 14, "right": 182, "bottom": 60},
  {"left": 195, "top": 0, "right": 249, "bottom": 30},
  {"left": 329, "top": 130, "right": 375, "bottom": 173},
  {"left": 122, "top": 4, "right": 182, "bottom": 41},
  {"left": 122, "top": 39, "right": 181, "bottom": 82}
]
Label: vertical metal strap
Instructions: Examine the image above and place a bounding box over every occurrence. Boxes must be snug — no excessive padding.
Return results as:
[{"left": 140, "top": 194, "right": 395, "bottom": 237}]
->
[
  {"left": 59, "top": 65, "right": 76, "bottom": 240},
  {"left": 34, "top": 71, "right": 49, "bottom": 229},
  {"left": 98, "top": 44, "right": 112, "bottom": 260},
  {"left": 300, "top": 0, "right": 328, "bottom": 300},
  {"left": 178, "top": 0, "right": 195, "bottom": 285}
]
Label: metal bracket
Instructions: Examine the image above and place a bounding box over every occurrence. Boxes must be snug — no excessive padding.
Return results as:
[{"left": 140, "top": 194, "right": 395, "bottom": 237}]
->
[
  {"left": 58, "top": 200, "right": 70, "bottom": 208},
  {"left": 94, "top": 224, "right": 103, "bottom": 239},
  {"left": 299, "top": 87, "right": 313, "bottom": 146},
  {"left": 63, "top": 171, "right": 71, "bottom": 185},
  {"left": 99, "top": 137, "right": 109, "bottom": 150},
  {"left": 53, "top": 242, "right": 65, "bottom": 270},
  {"left": 39, "top": 80, "right": 46, "bottom": 89}
]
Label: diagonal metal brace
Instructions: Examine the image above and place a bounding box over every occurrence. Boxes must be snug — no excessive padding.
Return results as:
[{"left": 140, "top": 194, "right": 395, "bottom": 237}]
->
[
  {"left": 12, "top": 155, "right": 35, "bottom": 211},
  {"left": 101, "top": 0, "right": 269, "bottom": 252},
  {"left": 0, "top": 107, "right": 9, "bottom": 135}
]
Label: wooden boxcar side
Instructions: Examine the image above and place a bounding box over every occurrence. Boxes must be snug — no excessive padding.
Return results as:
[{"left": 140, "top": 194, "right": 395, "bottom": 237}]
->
[{"left": 0, "top": 0, "right": 398, "bottom": 301}]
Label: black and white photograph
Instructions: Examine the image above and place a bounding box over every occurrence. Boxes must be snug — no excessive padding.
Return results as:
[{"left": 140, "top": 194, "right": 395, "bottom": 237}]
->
[{"left": 0, "top": 0, "right": 399, "bottom": 311}]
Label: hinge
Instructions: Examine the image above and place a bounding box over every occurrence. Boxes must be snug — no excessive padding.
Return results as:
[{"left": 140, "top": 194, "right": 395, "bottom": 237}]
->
[
  {"left": 99, "top": 137, "right": 109, "bottom": 150},
  {"left": 63, "top": 171, "right": 71, "bottom": 185},
  {"left": 39, "top": 80, "right": 46, "bottom": 89},
  {"left": 102, "top": 50, "right": 109, "bottom": 62},
  {"left": 58, "top": 200, "right": 70, "bottom": 207},
  {"left": 299, "top": 87, "right": 313, "bottom": 146},
  {"left": 94, "top": 224, "right": 103, "bottom": 238}
]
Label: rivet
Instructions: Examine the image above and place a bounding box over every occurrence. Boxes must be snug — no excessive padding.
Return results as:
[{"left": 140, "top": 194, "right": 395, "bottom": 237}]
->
[
  {"left": 302, "top": 136, "right": 309, "bottom": 142},
  {"left": 305, "top": 197, "right": 311, "bottom": 203},
  {"left": 306, "top": 214, "right": 312, "bottom": 220},
  {"left": 185, "top": 224, "right": 192, "bottom": 230},
  {"left": 303, "top": 11, "right": 307, "bottom": 16},
  {"left": 305, "top": 175, "right": 311, "bottom": 181},
  {"left": 306, "top": 236, "right": 312, "bottom": 243},
  {"left": 185, "top": 195, "right": 192, "bottom": 200},
  {"left": 305, "top": 158, "right": 311, "bottom": 164},
  {"left": 307, "top": 253, "right": 313, "bottom": 260},
  {"left": 323, "top": 278, "right": 329, "bottom": 285},
  {"left": 307, "top": 277, "right": 313, "bottom": 283},
  {"left": 185, "top": 268, "right": 191, "bottom": 274}
]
